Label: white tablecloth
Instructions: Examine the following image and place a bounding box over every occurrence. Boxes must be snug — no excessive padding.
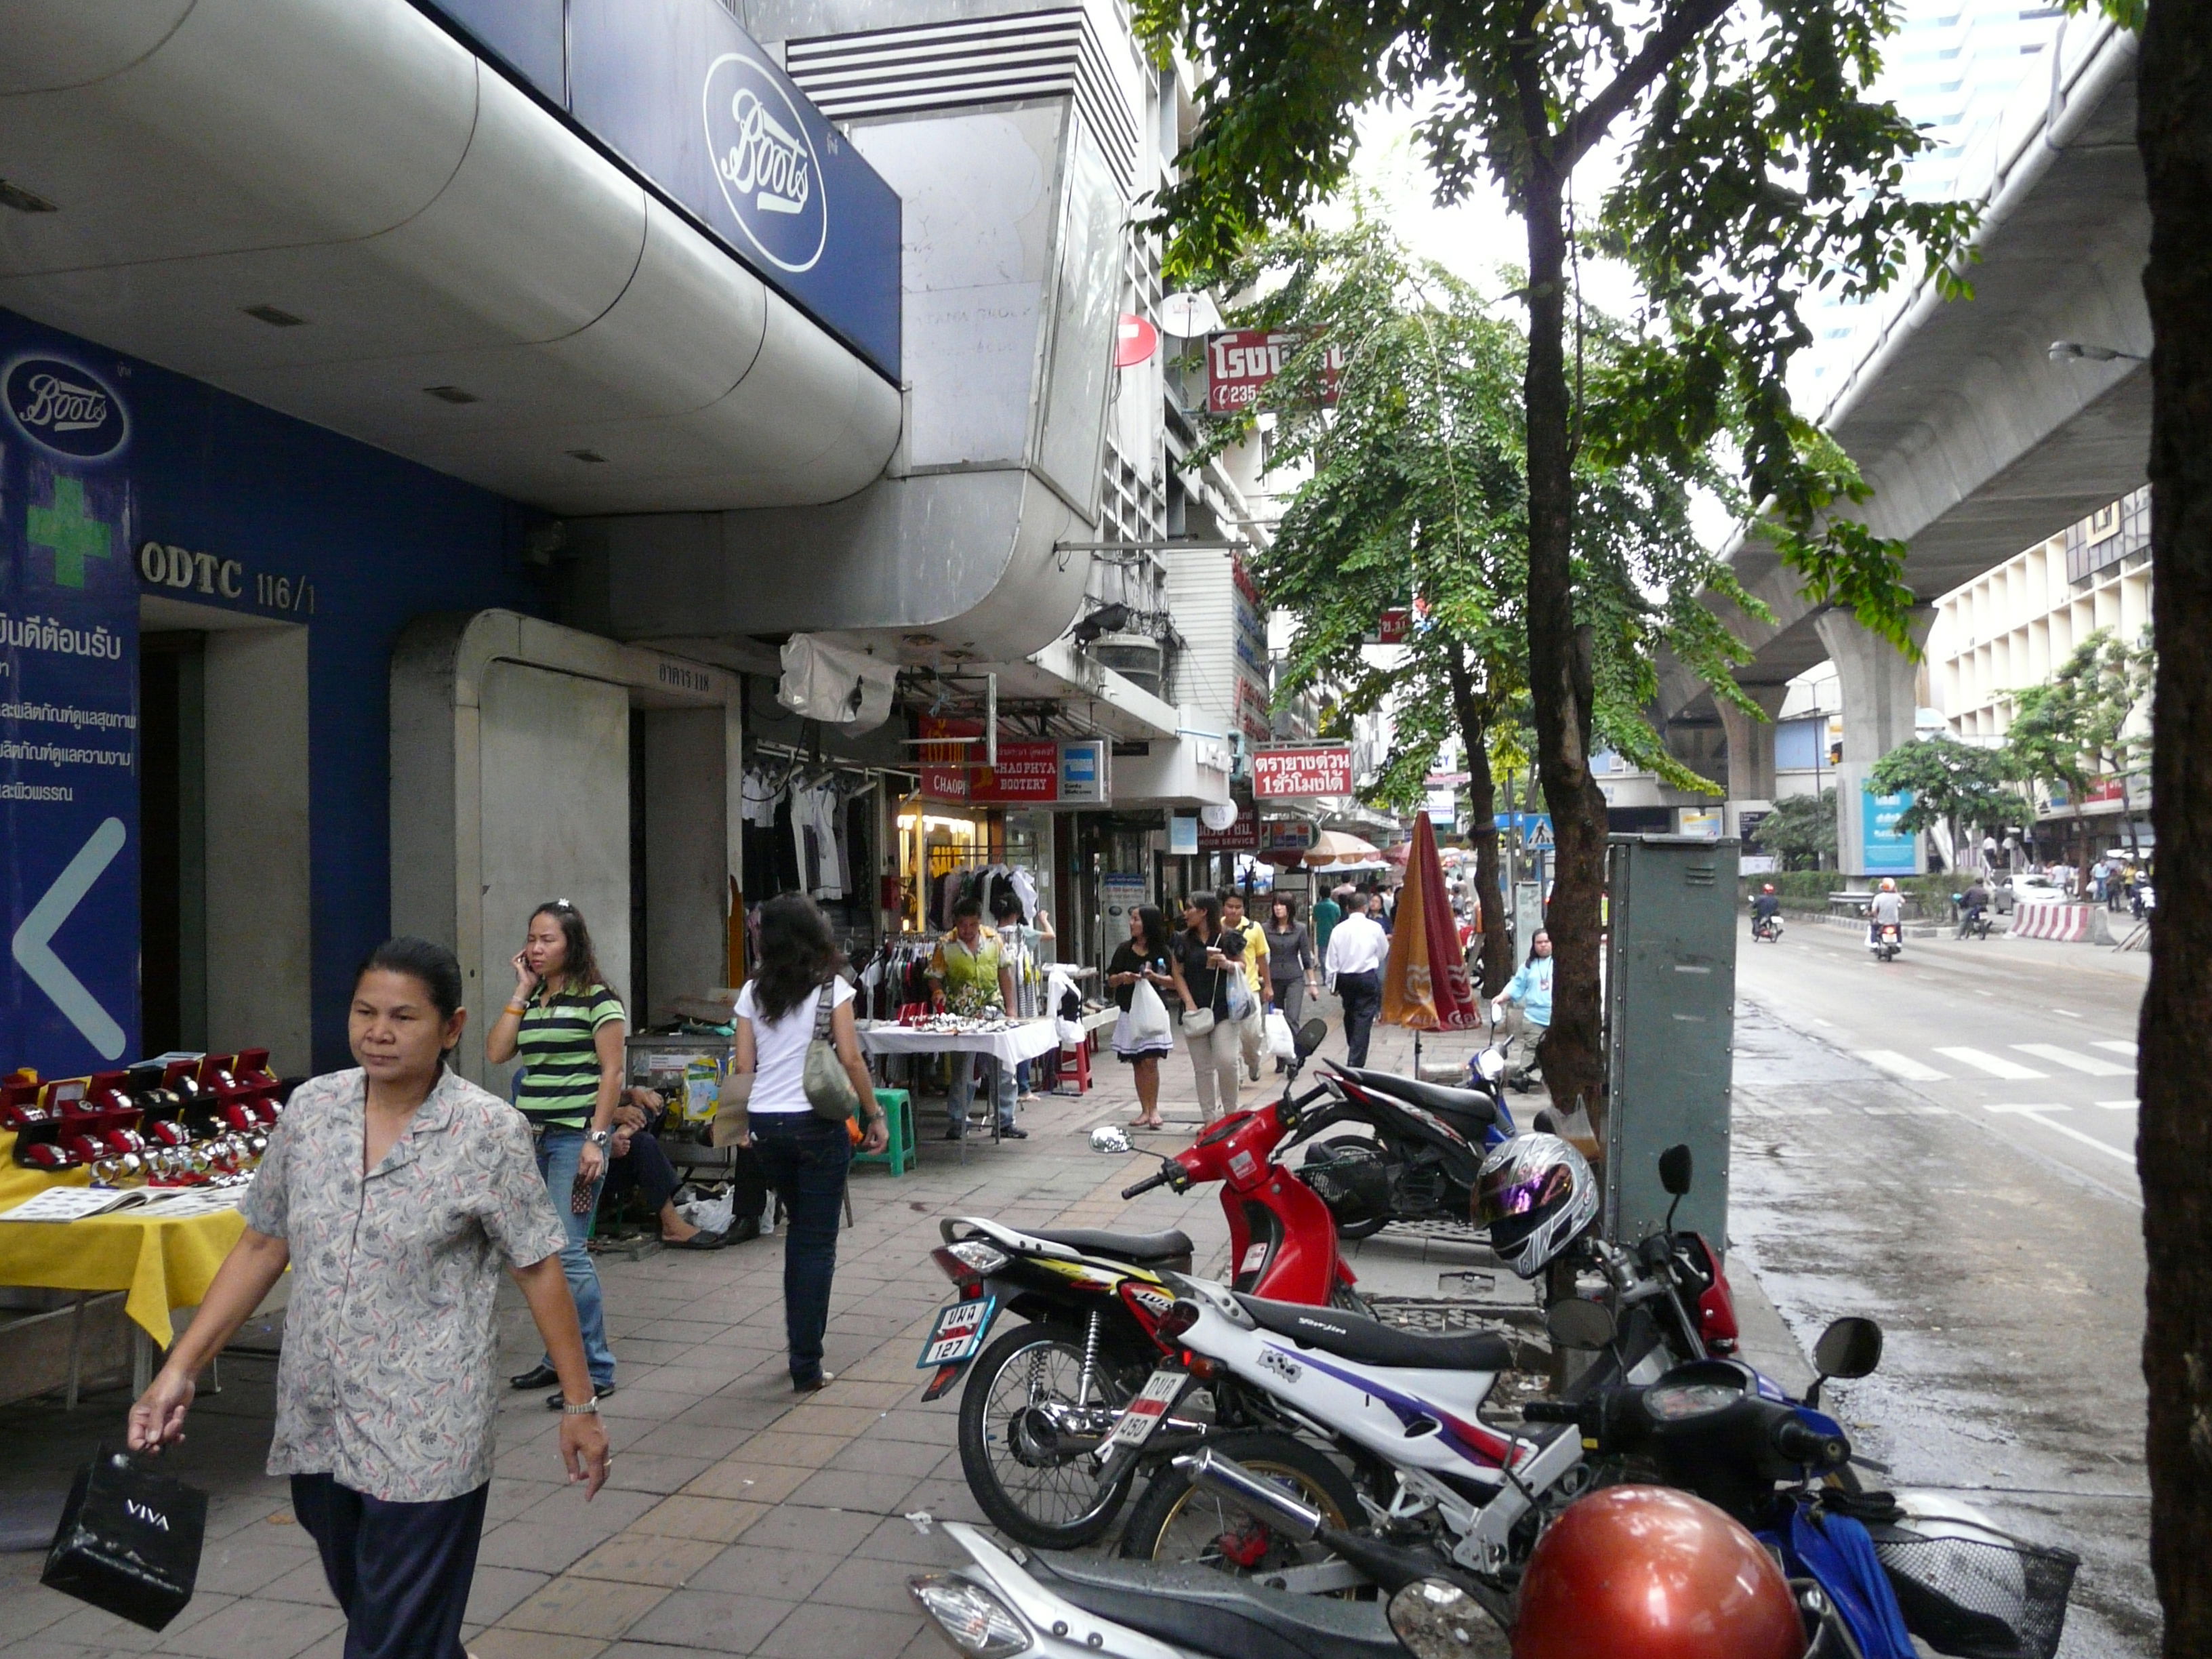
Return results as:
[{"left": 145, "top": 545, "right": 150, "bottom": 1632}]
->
[{"left": 857, "top": 1019, "right": 1064, "bottom": 1067}]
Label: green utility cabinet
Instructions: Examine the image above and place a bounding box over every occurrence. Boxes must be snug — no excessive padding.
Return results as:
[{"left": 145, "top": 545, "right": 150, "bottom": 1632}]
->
[{"left": 1603, "top": 834, "right": 1740, "bottom": 1253}]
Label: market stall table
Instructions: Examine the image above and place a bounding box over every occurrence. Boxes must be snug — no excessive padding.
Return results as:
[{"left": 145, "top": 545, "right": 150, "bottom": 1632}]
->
[{"left": 857, "top": 1019, "right": 1064, "bottom": 1157}]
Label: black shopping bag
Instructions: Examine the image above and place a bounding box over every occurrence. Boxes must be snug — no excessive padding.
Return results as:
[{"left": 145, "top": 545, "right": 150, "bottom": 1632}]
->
[{"left": 42, "top": 1446, "right": 207, "bottom": 1631}]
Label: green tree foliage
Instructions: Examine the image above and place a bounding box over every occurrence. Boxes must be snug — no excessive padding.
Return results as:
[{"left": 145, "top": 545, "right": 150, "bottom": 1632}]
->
[
  {"left": 1139, "top": 0, "right": 1978, "bottom": 1115},
  {"left": 1748, "top": 787, "right": 1835, "bottom": 871},
  {"left": 1233, "top": 220, "right": 1762, "bottom": 991},
  {"left": 1867, "top": 733, "right": 2015, "bottom": 851},
  {"left": 2004, "top": 629, "right": 2156, "bottom": 869}
]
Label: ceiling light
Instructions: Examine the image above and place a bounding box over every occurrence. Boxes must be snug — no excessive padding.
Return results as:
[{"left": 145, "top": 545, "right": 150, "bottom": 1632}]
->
[
  {"left": 243, "top": 304, "right": 307, "bottom": 327},
  {"left": 0, "top": 180, "right": 58, "bottom": 214},
  {"left": 424, "top": 384, "right": 479, "bottom": 404},
  {"left": 565, "top": 448, "right": 609, "bottom": 464}
]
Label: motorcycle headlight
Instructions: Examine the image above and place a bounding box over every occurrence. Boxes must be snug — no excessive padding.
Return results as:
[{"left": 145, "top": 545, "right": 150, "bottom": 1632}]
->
[
  {"left": 909, "top": 1574, "right": 1029, "bottom": 1658},
  {"left": 1643, "top": 1380, "right": 1741, "bottom": 1422}
]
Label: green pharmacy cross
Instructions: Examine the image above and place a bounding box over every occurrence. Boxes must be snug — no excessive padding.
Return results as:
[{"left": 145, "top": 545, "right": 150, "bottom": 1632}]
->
[{"left": 27, "top": 476, "right": 113, "bottom": 589}]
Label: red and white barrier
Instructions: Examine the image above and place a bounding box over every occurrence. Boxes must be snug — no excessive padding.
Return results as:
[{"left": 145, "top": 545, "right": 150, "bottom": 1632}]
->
[{"left": 2010, "top": 901, "right": 2091, "bottom": 943}]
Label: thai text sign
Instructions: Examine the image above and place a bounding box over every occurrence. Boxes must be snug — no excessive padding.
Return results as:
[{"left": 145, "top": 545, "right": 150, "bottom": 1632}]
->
[
  {"left": 1204, "top": 330, "right": 1345, "bottom": 414},
  {"left": 1250, "top": 744, "right": 1353, "bottom": 799}
]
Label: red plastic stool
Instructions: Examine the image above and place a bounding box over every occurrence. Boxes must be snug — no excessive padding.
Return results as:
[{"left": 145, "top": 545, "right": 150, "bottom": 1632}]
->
[{"left": 1055, "top": 1038, "right": 1092, "bottom": 1094}]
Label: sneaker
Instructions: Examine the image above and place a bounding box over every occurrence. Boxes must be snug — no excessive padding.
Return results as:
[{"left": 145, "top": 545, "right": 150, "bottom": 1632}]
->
[{"left": 794, "top": 1370, "right": 836, "bottom": 1393}]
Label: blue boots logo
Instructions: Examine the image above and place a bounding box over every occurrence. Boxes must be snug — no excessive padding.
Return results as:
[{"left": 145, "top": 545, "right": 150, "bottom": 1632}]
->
[
  {"left": 5, "top": 356, "right": 129, "bottom": 461},
  {"left": 702, "top": 52, "right": 827, "bottom": 274}
]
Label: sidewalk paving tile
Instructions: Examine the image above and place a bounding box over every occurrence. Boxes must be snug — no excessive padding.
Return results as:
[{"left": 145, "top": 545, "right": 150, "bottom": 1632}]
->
[
  {"left": 498, "top": 1576, "right": 671, "bottom": 1639},
  {"left": 569, "top": 1532, "right": 725, "bottom": 1589},
  {"left": 621, "top": 1588, "right": 796, "bottom": 1654},
  {"left": 631, "top": 1494, "right": 769, "bottom": 1543}
]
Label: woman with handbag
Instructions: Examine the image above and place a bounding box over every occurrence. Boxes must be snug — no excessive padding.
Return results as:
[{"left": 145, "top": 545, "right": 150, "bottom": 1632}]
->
[
  {"left": 1106, "top": 904, "right": 1177, "bottom": 1130},
  {"left": 129, "top": 937, "right": 608, "bottom": 1659},
  {"left": 1168, "top": 893, "right": 1242, "bottom": 1124},
  {"left": 730, "top": 894, "right": 888, "bottom": 1392}
]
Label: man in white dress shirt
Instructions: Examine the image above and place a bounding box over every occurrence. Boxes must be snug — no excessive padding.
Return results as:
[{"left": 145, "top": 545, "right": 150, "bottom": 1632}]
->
[{"left": 1324, "top": 892, "right": 1389, "bottom": 1067}]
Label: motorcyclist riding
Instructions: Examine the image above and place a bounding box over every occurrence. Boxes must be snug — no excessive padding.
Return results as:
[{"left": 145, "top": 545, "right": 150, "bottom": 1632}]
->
[
  {"left": 1868, "top": 878, "right": 1905, "bottom": 947},
  {"left": 1749, "top": 884, "right": 1781, "bottom": 941},
  {"left": 1957, "top": 878, "right": 1990, "bottom": 939}
]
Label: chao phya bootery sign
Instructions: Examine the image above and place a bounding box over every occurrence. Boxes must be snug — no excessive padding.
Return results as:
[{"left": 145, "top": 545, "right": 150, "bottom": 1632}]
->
[{"left": 2, "top": 350, "right": 141, "bottom": 1071}]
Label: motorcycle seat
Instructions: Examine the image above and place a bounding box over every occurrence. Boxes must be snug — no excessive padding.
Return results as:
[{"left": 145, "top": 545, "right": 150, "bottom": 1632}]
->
[
  {"left": 1234, "top": 1293, "right": 1515, "bottom": 1374},
  {"left": 1023, "top": 1549, "right": 1408, "bottom": 1659},
  {"left": 1031, "top": 1226, "right": 1194, "bottom": 1268},
  {"left": 1334, "top": 1065, "right": 1500, "bottom": 1127}
]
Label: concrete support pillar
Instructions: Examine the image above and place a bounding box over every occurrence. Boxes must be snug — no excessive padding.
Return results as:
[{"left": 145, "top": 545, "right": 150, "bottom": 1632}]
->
[
  {"left": 1814, "top": 606, "right": 1936, "bottom": 764},
  {"left": 1814, "top": 605, "right": 1936, "bottom": 878},
  {"left": 1718, "top": 683, "right": 1790, "bottom": 842}
]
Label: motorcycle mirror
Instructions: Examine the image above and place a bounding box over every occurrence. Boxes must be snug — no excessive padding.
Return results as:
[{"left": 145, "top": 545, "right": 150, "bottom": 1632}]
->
[
  {"left": 1294, "top": 1017, "right": 1328, "bottom": 1056},
  {"left": 1812, "top": 1315, "right": 1883, "bottom": 1383},
  {"left": 1658, "top": 1143, "right": 1694, "bottom": 1197},
  {"left": 1088, "top": 1124, "right": 1132, "bottom": 1155},
  {"left": 1544, "top": 1297, "right": 1617, "bottom": 1351},
  {"left": 1387, "top": 1578, "right": 1510, "bottom": 1659}
]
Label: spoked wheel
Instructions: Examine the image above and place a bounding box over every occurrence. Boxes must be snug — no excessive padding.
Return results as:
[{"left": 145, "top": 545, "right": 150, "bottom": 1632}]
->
[
  {"left": 956, "top": 1323, "right": 1138, "bottom": 1548},
  {"left": 1118, "top": 1430, "right": 1367, "bottom": 1595}
]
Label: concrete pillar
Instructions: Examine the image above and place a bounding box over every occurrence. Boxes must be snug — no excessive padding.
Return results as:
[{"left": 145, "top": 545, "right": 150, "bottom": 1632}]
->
[
  {"left": 1718, "top": 683, "right": 1790, "bottom": 842},
  {"left": 1813, "top": 606, "right": 1936, "bottom": 764},
  {"left": 1814, "top": 605, "right": 1936, "bottom": 878}
]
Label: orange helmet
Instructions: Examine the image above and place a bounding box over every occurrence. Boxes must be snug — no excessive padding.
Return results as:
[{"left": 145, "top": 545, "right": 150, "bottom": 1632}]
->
[
  {"left": 1513, "top": 1486, "right": 1803, "bottom": 1659},
  {"left": 1762, "top": 884, "right": 1775, "bottom": 893}
]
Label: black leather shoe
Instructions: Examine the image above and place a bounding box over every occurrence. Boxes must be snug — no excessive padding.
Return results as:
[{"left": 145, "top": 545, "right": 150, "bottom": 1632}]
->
[
  {"left": 1000, "top": 1126, "right": 1029, "bottom": 1139},
  {"left": 546, "top": 1384, "right": 615, "bottom": 1411},
  {"left": 509, "top": 1364, "right": 558, "bottom": 1391}
]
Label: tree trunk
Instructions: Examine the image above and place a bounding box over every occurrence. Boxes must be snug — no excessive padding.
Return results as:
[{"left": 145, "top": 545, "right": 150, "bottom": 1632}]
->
[
  {"left": 1518, "top": 159, "right": 1611, "bottom": 1124},
  {"left": 1445, "top": 647, "right": 1514, "bottom": 997},
  {"left": 2137, "top": 5, "right": 2212, "bottom": 1652}
]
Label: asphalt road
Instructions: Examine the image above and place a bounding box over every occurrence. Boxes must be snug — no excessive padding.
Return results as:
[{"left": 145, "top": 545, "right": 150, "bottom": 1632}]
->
[{"left": 1729, "top": 915, "right": 2156, "bottom": 1656}]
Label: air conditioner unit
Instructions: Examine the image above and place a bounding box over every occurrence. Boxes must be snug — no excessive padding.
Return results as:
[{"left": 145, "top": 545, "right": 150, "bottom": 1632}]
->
[{"left": 1088, "top": 632, "right": 1164, "bottom": 696}]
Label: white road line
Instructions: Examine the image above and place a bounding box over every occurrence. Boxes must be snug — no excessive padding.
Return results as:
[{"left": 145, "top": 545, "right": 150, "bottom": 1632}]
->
[
  {"left": 1864, "top": 1050, "right": 1949, "bottom": 1082},
  {"left": 1985, "top": 1103, "right": 2072, "bottom": 1114},
  {"left": 2049, "top": 1008, "right": 2081, "bottom": 1019},
  {"left": 2096, "top": 1099, "right": 2138, "bottom": 1111},
  {"left": 2093, "top": 1040, "right": 2139, "bottom": 1057},
  {"left": 1864, "top": 1105, "right": 1950, "bottom": 1116},
  {"left": 2012, "top": 1043, "right": 2134, "bottom": 1077},
  {"left": 1988, "top": 1106, "right": 2138, "bottom": 1168},
  {"left": 1936, "top": 1047, "right": 2048, "bottom": 1080}
]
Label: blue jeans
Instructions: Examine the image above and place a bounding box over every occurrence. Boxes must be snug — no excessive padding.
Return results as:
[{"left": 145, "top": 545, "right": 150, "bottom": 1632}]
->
[
  {"left": 949, "top": 1052, "right": 1017, "bottom": 1135},
  {"left": 747, "top": 1113, "right": 852, "bottom": 1387},
  {"left": 533, "top": 1128, "right": 616, "bottom": 1389}
]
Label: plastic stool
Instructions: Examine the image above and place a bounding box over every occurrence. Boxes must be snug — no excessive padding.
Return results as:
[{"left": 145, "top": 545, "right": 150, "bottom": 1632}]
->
[
  {"left": 1054, "top": 1040, "right": 1092, "bottom": 1095},
  {"left": 854, "top": 1087, "right": 916, "bottom": 1176}
]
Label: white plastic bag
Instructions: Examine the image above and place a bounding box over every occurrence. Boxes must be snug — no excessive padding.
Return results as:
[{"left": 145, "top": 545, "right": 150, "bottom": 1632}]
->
[
  {"left": 1127, "top": 979, "right": 1172, "bottom": 1045},
  {"left": 1265, "top": 1009, "right": 1296, "bottom": 1061},
  {"left": 1225, "top": 972, "right": 1255, "bottom": 1022},
  {"left": 679, "top": 1187, "right": 735, "bottom": 1235}
]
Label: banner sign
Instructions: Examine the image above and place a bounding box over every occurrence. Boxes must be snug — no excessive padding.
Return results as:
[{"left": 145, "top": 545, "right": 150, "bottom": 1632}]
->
[
  {"left": 968, "top": 739, "right": 1061, "bottom": 804},
  {"left": 918, "top": 715, "right": 979, "bottom": 802},
  {"left": 1860, "top": 787, "right": 1919, "bottom": 874},
  {"left": 424, "top": 0, "right": 901, "bottom": 380},
  {"left": 1251, "top": 743, "right": 1353, "bottom": 799},
  {"left": 2, "top": 348, "right": 141, "bottom": 1069},
  {"left": 1059, "top": 739, "right": 1108, "bottom": 805},
  {"left": 1196, "top": 800, "right": 1259, "bottom": 853},
  {"left": 919, "top": 724, "right": 1110, "bottom": 806},
  {"left": 1259, "top": 819, "right": 1315, "bottom": 855},
  {"left": 1205, "top": 329, "right": 1346, "bottom": 414},
  {"left": 1168, "top": 813, "right": 1200, "bottom": 855}
]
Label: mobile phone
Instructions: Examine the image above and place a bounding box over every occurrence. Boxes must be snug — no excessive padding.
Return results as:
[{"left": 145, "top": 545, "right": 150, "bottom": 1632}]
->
[{"left": 571, "top": 1168, "right": 596, "bottom": 1214}]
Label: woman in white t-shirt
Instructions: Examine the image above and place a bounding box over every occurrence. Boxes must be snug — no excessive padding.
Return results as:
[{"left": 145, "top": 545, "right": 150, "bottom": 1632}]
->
[{"left": 732, "top": 895, "right": 886, "bottom": 1391}]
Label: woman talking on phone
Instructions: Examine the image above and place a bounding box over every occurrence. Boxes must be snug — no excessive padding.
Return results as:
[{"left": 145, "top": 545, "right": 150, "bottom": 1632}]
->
[
  {"left": 130, "top": 937, "right": 607, "bottom": 1659},
  {"left": 485, "top": 900, "right": 623, "bottom": 1406}
]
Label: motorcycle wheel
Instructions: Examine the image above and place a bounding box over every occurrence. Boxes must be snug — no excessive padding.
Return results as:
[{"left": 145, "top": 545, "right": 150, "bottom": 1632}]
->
[
  {"left": 957, "top": 1322, "right": 1139, "bottom": 1549},
  {"left": 1118, "top": 1429, "right": 1366, "bottom": 1592},
  {"left": 1335, "top": 1213, "right": 1389, "bottom": 1241}
]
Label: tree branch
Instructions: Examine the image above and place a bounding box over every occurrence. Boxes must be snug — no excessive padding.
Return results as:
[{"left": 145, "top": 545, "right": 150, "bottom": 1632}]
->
[{"left": 1559, "top": 0, "right": 1735, "bottom": 171}]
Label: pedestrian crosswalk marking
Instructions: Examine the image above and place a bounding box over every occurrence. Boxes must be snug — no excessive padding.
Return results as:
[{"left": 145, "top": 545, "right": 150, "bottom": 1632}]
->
[
  {"left": 1864, "top": 1050, "right": 1948, "bottom": 1082},
  {"left": 2092, "top": 1040, "right": 2138, "bottom": 1057},
  {"left": 2095, "top": 1099, "right": 2137, "bottom": 1111},
  {"left": 1936, "top": 1047, "right": 2047, "bottom": 1080},
  {"left": 2012, "top": 1043, "right": 2133, "bottom": 1077}
]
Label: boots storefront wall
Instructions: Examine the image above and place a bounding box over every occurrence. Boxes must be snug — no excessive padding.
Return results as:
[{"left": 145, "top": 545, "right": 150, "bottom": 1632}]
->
[{"left": 0, "top": 306, "right": 728, "bottom": 1084}]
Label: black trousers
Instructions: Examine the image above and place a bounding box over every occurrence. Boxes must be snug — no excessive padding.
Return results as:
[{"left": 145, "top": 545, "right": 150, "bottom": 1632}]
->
[
  {"left": 291, "top": 1475, "right": 489, "bottom": 1659},
  {"left": 602, "top": 1126, "right": 680, "bottom": 1215},
  {"left": 1337, "top": 970, "right": 1382, "bottom": 1067}
]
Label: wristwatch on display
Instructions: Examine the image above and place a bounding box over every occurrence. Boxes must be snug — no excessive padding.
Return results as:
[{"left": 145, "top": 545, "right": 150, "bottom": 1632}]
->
[{"left": 586, "top": 1128, "right": 612, "bottom": 1147}]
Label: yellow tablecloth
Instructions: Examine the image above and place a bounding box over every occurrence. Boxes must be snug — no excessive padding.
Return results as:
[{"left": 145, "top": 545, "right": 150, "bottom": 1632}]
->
[{"left": 0, "top": 1130, "right": 245, "bottom": 1346}]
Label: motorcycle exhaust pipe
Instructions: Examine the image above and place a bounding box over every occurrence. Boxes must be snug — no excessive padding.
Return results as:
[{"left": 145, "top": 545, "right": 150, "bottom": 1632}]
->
[{"left": 1177, "top": 1449, "right": 1324, "bottom": 1538}]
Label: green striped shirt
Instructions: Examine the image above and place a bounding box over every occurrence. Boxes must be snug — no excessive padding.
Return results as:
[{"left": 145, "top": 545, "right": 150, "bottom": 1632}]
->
[{"left": 514, "top": 983, "right": 624, "bottom": 1128}]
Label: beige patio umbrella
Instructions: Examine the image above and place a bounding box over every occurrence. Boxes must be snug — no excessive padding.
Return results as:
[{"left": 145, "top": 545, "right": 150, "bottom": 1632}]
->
[{"left": 1302, "top": 830, "right": 1387, "bottom": 869}]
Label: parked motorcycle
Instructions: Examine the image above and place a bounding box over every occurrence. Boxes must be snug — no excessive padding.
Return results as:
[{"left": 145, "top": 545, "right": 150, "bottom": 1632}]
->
[
  {"left": 1295, "top": 1060, "right": 1503, "bottom": 1240},
  {"left": 923, "top": 1019, "right": 1342, "bottom": 1547}
]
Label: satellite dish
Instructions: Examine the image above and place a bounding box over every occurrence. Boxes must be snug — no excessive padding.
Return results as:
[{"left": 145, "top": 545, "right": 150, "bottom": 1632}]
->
[
  {"left": 1200, "top": 800, "right": 1241, "bottom": 832},
  {"left": 1159, "top": 291, "right": 1224, "bottom": 338}
]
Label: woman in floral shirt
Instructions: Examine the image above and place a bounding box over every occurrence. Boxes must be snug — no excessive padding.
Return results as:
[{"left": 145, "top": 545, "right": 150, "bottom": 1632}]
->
[{"left": 130, "top": 937, "right": 609, "bottom": 1658}]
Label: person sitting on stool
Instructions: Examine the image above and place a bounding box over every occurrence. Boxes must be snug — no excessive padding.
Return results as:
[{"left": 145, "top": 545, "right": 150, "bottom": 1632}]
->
[{"left": 604, "top": 1088, "right": 741, "bottom": 1248}]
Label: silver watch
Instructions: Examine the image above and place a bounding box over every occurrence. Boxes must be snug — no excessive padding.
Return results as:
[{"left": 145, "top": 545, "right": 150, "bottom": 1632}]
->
[
  {"left": 562, "top": 1395, "right": 600, "bottom": 1415},
  {"left": 586, "top": 1128, "right": 612, "bottom": 1147}
]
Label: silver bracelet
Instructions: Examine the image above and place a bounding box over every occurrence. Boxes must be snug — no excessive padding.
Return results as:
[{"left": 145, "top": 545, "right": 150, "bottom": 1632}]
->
[{"left": 561, "top": 1395, "right": 600, "bottom": 1416}]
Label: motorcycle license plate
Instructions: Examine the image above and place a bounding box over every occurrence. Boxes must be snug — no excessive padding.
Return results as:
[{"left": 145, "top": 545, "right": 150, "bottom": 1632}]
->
[
  {"left": 1107, "top": 1367, "right": 1188, "bottom": 1451},
  {"left": 917, "top": 1296, "right": 998, "bottom": 1369}
]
